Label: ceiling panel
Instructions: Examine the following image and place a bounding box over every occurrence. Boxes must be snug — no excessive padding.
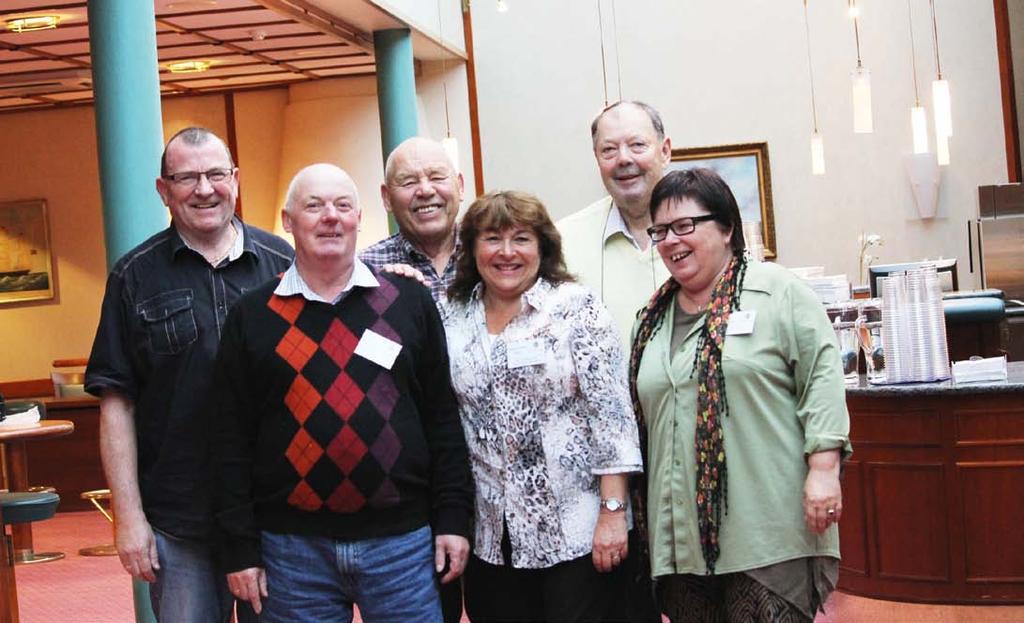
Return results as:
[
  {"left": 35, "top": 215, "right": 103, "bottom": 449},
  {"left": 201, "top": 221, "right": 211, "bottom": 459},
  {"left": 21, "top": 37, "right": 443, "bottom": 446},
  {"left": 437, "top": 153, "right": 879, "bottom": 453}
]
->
[{"left": 0, "top": 0, "right": 388, "bottom": 112}]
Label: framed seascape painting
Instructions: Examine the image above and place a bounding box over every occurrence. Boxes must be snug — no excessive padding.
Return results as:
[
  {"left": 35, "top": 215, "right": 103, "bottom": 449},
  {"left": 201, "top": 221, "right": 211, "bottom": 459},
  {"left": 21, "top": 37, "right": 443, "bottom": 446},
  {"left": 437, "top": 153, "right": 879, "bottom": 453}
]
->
[
  {"left": 668, "top": 142, "right": 777, "bottom": 259},
  {"left": 0, "top": 199, "right": 55, "bottom": 304}
]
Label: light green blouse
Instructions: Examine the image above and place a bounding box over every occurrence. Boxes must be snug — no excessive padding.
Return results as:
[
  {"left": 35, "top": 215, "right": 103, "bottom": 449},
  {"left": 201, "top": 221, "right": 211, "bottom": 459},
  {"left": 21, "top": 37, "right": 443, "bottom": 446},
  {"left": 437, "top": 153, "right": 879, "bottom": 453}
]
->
[{"left": 634, "top": 260, "right": 852, "bottom": 577}]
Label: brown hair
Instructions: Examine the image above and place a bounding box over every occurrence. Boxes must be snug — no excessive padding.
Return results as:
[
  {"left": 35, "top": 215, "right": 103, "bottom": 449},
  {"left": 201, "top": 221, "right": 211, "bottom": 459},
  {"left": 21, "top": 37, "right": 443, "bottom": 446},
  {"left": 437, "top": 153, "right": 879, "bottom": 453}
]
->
[{"left": 447, "top": 190, "right": 575, "bottom": 303}]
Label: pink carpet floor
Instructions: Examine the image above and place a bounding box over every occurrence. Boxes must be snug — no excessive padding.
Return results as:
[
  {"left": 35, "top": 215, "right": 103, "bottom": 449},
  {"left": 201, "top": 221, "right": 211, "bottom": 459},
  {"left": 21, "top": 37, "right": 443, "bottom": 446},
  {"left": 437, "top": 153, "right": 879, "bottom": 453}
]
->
[{"left": 12, "top": 511, "right": 1024, "bottom": 622}]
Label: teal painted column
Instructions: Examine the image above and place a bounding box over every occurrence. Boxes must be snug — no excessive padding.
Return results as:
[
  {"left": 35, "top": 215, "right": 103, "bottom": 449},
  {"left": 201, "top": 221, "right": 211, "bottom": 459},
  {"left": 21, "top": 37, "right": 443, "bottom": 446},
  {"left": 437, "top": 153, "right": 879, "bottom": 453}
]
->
[
  {"left": 89, "top": 0, "right": 167, "bottom": 268},
  {"left": 90, "top": 10, "right": 163, "bottom": 623},
  {"left": 373, "top": 28, "right": 418, "bottom": 234}
]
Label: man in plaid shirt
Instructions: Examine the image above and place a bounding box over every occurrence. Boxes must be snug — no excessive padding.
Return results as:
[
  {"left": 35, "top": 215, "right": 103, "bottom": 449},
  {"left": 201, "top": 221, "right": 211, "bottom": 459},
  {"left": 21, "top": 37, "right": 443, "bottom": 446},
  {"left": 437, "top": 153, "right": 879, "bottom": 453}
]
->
[{"left": 361, "top": 137, "right": 464, "bottom": 303}]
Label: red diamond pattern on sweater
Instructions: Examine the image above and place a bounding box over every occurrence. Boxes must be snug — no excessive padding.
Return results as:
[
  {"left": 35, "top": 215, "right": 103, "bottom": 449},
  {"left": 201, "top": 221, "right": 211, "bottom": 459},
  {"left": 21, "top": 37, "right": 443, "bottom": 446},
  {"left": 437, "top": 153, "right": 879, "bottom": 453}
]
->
[
  {"left": 285, "top": 428, "right": 322, "bottom": 477},
  {"left": 326, "top": 479, "right": 365, "bottom": 513},
  {"left": 268, "top": 294, "right": 305, "bottom": 324},
  {"left": 321, "top": 319, "right": 358, "bottom": 369},
  {"left": 276, "top": 326, "right": 317, "bottom": 372},
  {"left": 284, "top": 375, "right": 319, "bottom": 424},
  {"left": 325, "top": 425, "right": 368, "bottom": 475},
  {"left": 323, "top": 373, "right": 363, "bottom": 422},
  {"left": 287, "top": 480, "right": 322, "bottom": 511}
]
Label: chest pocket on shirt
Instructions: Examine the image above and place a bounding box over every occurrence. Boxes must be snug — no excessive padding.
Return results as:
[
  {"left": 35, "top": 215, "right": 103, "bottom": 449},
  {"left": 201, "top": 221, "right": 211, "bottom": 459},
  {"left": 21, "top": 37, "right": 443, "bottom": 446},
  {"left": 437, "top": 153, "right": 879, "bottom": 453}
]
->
[{"left": 137, "top": 289, "right": 198, "bottom": 355}]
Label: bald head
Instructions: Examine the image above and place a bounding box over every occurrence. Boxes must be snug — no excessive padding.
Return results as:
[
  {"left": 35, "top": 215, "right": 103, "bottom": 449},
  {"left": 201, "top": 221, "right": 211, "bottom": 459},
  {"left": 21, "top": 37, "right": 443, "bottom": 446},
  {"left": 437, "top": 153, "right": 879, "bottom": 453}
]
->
[
  {"left": 285, "top": 163, "right": 359, "bottom": 214},
  {"left": 282, "top": 163, "right": 361, "bottom": 266},
  {"left": 381, "top": 137, "right": 464, "bottom": 251},
  {"left": 384, "top": 137, "right": 455, "bottom": 184}
]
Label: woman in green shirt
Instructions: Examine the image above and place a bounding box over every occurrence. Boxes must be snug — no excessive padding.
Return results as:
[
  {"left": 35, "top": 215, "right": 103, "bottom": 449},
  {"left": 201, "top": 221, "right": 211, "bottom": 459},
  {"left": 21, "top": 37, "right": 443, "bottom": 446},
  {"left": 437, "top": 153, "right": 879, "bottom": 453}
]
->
[{"left": 627, "top": 168, "right": 851, "bottom": 622}]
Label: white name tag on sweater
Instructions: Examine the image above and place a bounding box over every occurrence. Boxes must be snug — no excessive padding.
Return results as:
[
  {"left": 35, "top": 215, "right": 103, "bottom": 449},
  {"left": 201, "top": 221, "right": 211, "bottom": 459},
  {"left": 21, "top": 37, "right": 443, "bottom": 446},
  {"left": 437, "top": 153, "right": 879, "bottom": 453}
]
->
[
  {"left": 355, "top": 329, "right": 402, "bottom": 369},
  {"left": 726, "top": 310, "right": 756, "bottom": 335}
]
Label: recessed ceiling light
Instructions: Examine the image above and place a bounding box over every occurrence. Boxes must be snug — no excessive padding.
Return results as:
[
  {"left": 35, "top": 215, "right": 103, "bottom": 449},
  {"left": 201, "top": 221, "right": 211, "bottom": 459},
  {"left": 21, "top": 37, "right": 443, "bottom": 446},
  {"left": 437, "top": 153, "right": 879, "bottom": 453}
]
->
[
  {"left": 167, "top": 60, "right": 212, "bottom": 73},
  {"left": 165, "top": 1, "right": 218, "bottom": 10},
  {"left": 6, "top": 15, "right": 61, "bottom": 32}
]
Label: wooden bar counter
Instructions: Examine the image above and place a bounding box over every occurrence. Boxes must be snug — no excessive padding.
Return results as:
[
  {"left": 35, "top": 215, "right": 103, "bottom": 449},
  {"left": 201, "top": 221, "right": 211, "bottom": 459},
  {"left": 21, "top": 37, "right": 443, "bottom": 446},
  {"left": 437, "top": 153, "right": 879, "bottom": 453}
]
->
[{"left": 839, "top": 361, "right": 1024, "bottom": 604}]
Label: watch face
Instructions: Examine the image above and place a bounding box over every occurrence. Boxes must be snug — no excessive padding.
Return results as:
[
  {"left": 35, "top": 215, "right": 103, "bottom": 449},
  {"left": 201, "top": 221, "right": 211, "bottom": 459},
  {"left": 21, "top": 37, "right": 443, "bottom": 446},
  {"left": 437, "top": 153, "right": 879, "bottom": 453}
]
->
[{"left": 603, "top": 499, "right": 624, "bottom": 511}]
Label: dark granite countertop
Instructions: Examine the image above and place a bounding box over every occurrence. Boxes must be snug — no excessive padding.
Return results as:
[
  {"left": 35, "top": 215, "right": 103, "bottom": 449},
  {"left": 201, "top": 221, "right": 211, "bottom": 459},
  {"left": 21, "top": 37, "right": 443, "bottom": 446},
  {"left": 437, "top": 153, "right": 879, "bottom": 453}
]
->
[{"left": 846, "top": 361, "right": 1024, "bottom": 396}]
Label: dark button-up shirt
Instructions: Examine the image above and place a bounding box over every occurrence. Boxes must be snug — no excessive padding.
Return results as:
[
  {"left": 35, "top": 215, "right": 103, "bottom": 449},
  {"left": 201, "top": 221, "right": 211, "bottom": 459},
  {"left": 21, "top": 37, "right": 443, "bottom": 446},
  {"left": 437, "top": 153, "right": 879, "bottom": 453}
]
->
[
  {"left": 360, "top": 232, "right": 459, "bottom": 303},
  {"left": 85, "top": 220, "right": 293, "bottom": 539}
]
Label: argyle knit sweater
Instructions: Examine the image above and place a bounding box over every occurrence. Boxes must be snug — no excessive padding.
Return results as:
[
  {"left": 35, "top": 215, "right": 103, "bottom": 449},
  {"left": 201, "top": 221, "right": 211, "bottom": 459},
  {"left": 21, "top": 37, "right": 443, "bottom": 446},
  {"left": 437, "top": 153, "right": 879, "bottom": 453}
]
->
[{"left": 212, "top": 271, "right": 473, "bottom": 572}]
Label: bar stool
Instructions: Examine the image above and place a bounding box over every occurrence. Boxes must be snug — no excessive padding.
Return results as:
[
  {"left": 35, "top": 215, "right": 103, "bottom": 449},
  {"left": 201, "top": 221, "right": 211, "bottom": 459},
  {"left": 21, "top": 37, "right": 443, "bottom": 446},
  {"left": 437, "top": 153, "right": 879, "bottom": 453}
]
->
[
  {"left": 78, "top": 489, "right": 117, "bottom": 556},
  {"left": 0, "top": 491, "right": 60, "bottom": 623},
  {"left": 0, "top": 401, "right": 63, "bottom": 565}
]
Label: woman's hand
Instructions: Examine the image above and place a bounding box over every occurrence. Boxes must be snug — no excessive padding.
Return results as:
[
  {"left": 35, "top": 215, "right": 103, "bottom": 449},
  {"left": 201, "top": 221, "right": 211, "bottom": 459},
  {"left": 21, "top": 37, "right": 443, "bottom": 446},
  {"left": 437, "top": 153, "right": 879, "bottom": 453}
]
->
[
  {"left": 381, "top": 263, "right": 430, "bottom": 286},
  {"left": 803, "top": 449, "right": 842, "bottom": 534},
  {"left": 592, "top": 510, "right": 628, "bottom": 573}
]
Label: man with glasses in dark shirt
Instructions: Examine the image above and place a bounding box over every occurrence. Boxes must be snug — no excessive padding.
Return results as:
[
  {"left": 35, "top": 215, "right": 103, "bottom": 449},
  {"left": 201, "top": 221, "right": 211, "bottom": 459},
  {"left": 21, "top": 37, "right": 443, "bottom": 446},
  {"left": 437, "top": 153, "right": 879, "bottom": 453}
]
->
[{"left": 85, "top": 127, "right": 293, "bottom": 622}]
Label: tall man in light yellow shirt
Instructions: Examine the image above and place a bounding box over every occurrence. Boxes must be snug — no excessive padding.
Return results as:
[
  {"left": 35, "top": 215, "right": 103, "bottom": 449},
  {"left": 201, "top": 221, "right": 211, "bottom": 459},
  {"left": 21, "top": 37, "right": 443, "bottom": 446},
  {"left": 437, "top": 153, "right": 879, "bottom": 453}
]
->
[{"left": 557, "top": 101, "right": 673, "bottom": 346}]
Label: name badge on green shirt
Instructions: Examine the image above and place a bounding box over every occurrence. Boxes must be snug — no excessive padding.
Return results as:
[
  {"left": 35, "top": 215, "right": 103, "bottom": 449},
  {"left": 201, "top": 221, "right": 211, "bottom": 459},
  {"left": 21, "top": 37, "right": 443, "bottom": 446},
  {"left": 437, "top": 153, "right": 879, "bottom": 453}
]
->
[{"left": 726, "top": 309, "right": 757, "bottom": 336}]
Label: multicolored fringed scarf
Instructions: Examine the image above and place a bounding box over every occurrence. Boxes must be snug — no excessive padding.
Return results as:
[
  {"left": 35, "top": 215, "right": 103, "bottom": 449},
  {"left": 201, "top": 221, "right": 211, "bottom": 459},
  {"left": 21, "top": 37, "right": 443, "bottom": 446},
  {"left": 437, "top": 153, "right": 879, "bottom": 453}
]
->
[{"left": 628, "top": 254, "right": 746, "bottom": 575}]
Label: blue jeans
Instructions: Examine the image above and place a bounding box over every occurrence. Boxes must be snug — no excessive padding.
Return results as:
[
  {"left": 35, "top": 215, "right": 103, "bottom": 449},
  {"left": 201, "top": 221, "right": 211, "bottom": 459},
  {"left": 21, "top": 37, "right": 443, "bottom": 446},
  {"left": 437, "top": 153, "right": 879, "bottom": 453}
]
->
[
  {"left": 151, "top": 527, "right": 234, "bottom": 623},
  {"left": 260, "top": 525, "right": 442, "bottom": 623}
]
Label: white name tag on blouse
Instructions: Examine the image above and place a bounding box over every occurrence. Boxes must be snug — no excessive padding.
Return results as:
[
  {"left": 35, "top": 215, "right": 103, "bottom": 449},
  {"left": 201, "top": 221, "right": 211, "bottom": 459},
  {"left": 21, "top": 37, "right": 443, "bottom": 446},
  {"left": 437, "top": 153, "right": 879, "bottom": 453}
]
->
[
  {"left": 355, "top": 329, "right": 402, "bottom": 369},
  {"left": 726, "top": 310, "right": 756, "bottom": 335},
  {"left": 506, "top": 339, "right": 545, "bottom": 369}
]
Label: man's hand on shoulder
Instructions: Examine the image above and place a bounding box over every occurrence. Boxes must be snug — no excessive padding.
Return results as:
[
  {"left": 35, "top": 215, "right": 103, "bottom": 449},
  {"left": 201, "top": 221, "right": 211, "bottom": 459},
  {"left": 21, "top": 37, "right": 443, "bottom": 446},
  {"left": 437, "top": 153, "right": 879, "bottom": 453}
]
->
[
  {"left": 434, "top": 534, "right": 470, "bottom": 584},
  {"left": 381, "top": 263, "right": 430, "bottom": 287}
]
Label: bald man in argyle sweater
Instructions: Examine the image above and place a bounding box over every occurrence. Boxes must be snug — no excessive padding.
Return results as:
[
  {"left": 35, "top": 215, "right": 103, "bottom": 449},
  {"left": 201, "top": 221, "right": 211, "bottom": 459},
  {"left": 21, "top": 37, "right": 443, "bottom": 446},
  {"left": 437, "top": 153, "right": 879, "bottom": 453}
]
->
[{"left": 212, "top": 164, "right": 472, "bottom": 622}]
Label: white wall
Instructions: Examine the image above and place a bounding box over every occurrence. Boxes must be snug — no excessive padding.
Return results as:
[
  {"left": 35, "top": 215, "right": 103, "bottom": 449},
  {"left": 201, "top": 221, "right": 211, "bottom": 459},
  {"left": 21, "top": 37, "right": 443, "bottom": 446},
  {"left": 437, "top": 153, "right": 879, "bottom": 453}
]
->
[
  {"left": 471, "top": 0, "right": 1007, "bottom": 286},
  {"left": 370, "top": 0, "right": 466, "bottom": 54}
]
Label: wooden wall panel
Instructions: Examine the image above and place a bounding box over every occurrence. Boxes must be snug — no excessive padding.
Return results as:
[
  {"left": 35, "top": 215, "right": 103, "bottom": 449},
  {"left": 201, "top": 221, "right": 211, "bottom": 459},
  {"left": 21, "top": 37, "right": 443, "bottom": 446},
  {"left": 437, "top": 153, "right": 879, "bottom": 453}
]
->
[
  {"left": 958, "top": 462, "right": 1024, "bottom": 583},
  {"left": 870, "top": 463, "right": 951, "bottom": 582},
  {"left": 838, "top": 460, "right": 869, "bottom": 576}
]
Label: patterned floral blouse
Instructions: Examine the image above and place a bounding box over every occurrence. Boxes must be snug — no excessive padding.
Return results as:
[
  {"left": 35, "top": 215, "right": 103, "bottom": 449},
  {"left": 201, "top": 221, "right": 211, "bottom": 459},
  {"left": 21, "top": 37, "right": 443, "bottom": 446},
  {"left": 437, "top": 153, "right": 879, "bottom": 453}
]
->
[{"left": 441, "top": 278, "right": 643, "bottom": 569}]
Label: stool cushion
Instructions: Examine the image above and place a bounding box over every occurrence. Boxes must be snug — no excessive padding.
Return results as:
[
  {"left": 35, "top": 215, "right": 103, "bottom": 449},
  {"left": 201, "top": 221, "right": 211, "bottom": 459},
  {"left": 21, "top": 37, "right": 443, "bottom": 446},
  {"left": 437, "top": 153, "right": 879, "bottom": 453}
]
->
[{"left": 0, "top": 491, "right": 59, "bottom": 524}]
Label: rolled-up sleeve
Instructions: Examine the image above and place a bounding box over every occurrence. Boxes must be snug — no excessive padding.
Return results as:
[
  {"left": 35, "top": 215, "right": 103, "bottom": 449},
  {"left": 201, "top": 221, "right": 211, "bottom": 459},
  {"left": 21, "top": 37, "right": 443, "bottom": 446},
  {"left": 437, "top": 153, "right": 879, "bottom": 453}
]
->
[
  {"left": 570, "top": 289, "right": 643, "bottom": 475},
  {"left": 783, "top": 280, "right": 853, "bottom": 459}
]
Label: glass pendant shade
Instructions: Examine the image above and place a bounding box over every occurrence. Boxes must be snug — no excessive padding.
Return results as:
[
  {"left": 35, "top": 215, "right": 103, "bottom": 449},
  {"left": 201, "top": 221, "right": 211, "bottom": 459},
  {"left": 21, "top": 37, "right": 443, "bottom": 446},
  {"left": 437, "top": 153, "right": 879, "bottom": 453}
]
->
[
  {"left": 911, "top": 106, "right": 929, "bottom": 154},
  {"left": 811, "top": 132, "right": 826, "bottom": 175},
  {"left": 852, "top": 66, "right": 873, "bottom": 133},
  {"left": 936, "top": 132, "right": 950, "bottom": 166},
  {"left": 932, "top": 79, "right": 952, "bottom": 137}
]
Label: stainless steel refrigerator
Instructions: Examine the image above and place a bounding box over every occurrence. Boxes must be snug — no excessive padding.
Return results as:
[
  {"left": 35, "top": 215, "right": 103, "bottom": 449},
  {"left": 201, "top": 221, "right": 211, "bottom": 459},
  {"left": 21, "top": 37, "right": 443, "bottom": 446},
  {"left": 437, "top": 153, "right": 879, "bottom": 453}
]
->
[{"left": 972, "top": 184, "right": 1024, "bottom": 301}]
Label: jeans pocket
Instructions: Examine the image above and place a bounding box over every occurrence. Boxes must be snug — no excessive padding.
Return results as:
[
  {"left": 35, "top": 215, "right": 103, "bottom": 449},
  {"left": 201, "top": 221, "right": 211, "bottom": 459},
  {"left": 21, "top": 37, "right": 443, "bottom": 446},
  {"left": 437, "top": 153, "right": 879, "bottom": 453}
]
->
[{"left": 137, "top": 289, "right": 199, "bottom": 355}]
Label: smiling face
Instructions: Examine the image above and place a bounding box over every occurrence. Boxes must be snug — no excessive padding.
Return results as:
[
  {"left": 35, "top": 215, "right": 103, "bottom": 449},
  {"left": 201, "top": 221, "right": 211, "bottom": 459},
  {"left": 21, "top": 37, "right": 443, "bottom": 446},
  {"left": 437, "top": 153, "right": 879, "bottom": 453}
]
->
[
  {"left": 382, "top": 138, "right": 464, "bottom": 249},
  {"left": 592, "top": 103, "right": 671, "bottom": 214},
  {"left": 653, "top": 196, "right": 734, "bottom": 298},
  {"left": 474, "top": 225, "right": 541, "bottom": 302},
  {"left": 282, "top": 164, "right": 361, "bottom": 266},
  {"left": 156, "top": 136, "right": 238, "bottom": 241}
]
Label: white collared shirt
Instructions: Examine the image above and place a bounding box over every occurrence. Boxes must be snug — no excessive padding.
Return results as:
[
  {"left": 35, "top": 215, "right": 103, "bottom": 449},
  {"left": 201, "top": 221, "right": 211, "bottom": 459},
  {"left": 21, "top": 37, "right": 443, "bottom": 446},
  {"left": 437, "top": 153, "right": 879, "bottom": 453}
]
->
[
  {"left": 274, "top": 258, "right": 379, "bottom": 304},
  {"left": 602, "top": 201, "right": 644, "bottom": 251}
]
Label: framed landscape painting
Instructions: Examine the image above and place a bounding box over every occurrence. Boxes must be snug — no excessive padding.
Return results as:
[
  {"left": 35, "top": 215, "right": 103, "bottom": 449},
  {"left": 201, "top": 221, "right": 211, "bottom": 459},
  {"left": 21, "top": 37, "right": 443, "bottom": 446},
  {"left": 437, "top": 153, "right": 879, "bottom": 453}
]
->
[
  {"left": 0, "top": 199, "right": 54, "bottom": 304},
  {"left": 668, "top": 142, "right": 776, "bottom": 259}
]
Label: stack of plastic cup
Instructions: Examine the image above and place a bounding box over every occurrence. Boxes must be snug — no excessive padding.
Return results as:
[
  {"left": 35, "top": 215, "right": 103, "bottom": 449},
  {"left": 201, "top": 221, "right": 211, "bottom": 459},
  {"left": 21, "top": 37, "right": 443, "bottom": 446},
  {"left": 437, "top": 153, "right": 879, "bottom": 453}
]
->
[{"left": 879, "top": 267, "right": 950, "bottom": 383}]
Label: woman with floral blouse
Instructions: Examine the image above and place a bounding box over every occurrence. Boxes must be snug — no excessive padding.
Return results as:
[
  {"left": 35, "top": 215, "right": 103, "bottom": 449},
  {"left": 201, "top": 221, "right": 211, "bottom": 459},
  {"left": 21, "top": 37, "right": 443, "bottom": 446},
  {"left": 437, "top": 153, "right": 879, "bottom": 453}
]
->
[{"left": 442, "top": 190, "right": 643, "bottom": 623}]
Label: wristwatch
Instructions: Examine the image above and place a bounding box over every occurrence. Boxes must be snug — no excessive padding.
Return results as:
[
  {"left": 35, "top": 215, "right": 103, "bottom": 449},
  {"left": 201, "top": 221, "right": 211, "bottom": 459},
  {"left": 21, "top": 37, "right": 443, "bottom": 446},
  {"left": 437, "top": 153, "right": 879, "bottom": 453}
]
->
[{"left": 600, "top": 498, "right": 626, "bottom": 512}]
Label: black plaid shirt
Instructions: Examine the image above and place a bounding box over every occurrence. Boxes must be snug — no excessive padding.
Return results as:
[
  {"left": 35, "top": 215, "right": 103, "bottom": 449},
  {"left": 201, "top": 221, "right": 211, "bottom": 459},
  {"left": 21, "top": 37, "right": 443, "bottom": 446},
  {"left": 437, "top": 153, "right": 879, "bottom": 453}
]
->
[{"left": 359, "top": 232, "right": 459, "bottom": 304}]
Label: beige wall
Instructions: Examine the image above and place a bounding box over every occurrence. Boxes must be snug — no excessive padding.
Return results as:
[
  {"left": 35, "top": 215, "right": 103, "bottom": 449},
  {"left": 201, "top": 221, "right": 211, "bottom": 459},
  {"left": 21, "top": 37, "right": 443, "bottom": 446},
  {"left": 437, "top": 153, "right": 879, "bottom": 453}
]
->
[
  {"left": 0, "top": 106, "right": 107, "bottom": 382},
  {"left": 0, "top": 62, "right": 474, "bottom": 382},
  {"left": 471, "top": 0, "right": 1007, "bottom": 286}
]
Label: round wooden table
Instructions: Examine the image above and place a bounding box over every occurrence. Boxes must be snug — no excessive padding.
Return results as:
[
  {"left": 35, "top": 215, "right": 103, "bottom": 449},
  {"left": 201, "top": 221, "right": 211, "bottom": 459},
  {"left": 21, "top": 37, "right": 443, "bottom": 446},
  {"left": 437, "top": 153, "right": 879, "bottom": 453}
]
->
[{"left": 0, "top": 419, "right": 75, "bottom": 564}]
